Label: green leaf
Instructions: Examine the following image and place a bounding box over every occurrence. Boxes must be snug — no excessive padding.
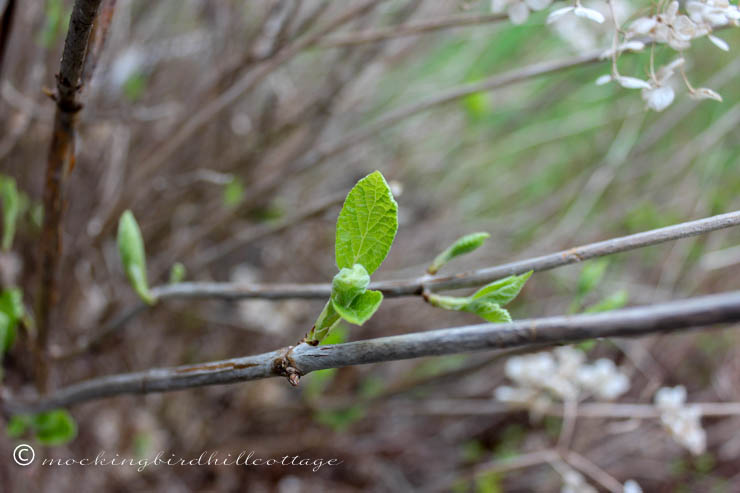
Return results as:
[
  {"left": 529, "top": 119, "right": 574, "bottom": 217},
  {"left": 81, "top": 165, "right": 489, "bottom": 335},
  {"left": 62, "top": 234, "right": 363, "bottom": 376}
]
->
[
  {"left": 472, "top": 271, "right": 532, "bottom": 306},
  {"left": 577, "top": 259, "right": 609, "bottom": 298},
  {"left": 1, "top": 176, "right": 20, "bottom": 251},
  {"left": 32, "top": 409, "right": 77, "bottom": 446},
  {"left": 332, "top": 289, "right": 383, "bottom": 325},
  {"left": 427, "top": 292, "right": 513, "bottom": 324},
  {"left": 168, "top": 262, "right": 186, "bottom": 284},
  {"left": 428, "top": 232, "right": 490, "bottom": 274},
  {"left": 0, "top": 288, "right": 24, "bottom": 322},
  {"left": 0, "top": 313, "right": 13, "bottom": 354},
  {"left": 335, "top": 171, "right": 398, "bottom": 275},
  {"left": 331, "top": 264, "right": 370, "bottom": 308},
  {"left": 223, "top": 177, "right": 244, "bottom": 208},
  {"left": 117, "top": 210, "right": 154, "bottom": 305},
  {"left": 466, "top": 301, "right": 512, "bottom": 323},
  {"left": 0, "top": 288, "right": 23, "bottom": 352},
  {"left": 6, "top": 415, "right": 30, "bottom": 438}
]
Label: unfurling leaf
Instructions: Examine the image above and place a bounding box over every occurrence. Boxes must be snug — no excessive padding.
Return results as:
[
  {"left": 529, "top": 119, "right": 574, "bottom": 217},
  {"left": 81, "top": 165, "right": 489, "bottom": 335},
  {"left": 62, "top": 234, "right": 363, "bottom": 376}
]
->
[
  {"left": 117, "top": 210, "right": 154, "bottom": 305},
  {"left": 467, "top": 301, "right": 512, "bottom": 323},
  {"left": 426, "top": 293, "right": 511, "bottom": 324},
  {"left": 472, "top": 271, "right": 532, "bottom": 305},
  {"left": 1, "top": 176, "right": 20, "bottom": 251},
  {"left": 428, "top": 232, "right": 490, "bottom": 274},
  {"left": 332, "top": 289, "right": 383, "bottom": 325},
  {"left": 335, "top": 171, "right": 398, "bottom": 275},
  {"left": 426, "top": 272, "right": 530, "bottom": 323},
  {"left": 332, "top": 264, "right": 370, "bottom": 308}
]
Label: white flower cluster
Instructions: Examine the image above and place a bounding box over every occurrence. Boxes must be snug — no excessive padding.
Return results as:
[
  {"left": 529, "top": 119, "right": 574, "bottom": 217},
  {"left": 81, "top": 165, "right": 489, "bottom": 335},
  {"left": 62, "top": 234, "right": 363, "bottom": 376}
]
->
[
  {"left": 597, "top": 0, "right": 736, "bottom": 111},
  {"left": 655, "top": 385, "right": 706, "bottom": 455},
  {"left": 490, "top": 0, "right": 740, "bottom": 111},
  {"left": 495, "top": 347, "right": 630, "bottom": 415}
]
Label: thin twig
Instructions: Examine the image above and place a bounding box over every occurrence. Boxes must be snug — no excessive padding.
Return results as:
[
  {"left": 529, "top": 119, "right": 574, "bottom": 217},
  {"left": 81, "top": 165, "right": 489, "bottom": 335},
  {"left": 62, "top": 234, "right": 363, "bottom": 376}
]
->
[
  {"left": 247, "top": 49, "right": 605, "bottom": 200},
  {"left": 564, "top": 450, "right": 623, "bottom": 493},
  {"left": 121, "top": 210, "right": 740, "bottom": 300},
  {"left": 49, "top": 209, "right": 740, "bottom": 359},
  {"left": 189, "top": 191, "right": 346, "bottom": 272},
  {"left": 106, "top": 0, "right": 382, "bottom": 232},
  {"left": 318, "top": 12, "right": 507, "bottom": 48},
  {"left": 8, "top": 290, "right": 740, "bottom": 414}
]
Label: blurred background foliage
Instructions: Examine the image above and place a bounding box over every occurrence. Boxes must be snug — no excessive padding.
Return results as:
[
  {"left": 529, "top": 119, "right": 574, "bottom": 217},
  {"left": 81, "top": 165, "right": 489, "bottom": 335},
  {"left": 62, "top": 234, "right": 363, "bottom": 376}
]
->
[{"left": 1, "top": 0, "right": 740, "bottom": 491}]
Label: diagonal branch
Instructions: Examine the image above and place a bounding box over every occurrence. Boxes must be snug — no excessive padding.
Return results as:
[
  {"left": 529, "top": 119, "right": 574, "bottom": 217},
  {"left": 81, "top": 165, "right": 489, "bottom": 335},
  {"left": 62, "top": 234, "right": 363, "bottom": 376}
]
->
[{"left": 8, "top": 290, "right": 740, "bottom": 415}]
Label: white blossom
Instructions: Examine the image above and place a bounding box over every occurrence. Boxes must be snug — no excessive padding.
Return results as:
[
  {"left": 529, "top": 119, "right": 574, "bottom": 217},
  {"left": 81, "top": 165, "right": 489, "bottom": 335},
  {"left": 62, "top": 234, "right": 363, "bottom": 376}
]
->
[
  {"left": 686, "top": 0, "right": 740, "bottom": 26},
  {"left": 492, "top": 0, "right": 554, "bottom": 25},
  {"left": 547, "top": 2, "right": 605, "bottom": 24},
  {"left": 640, "top": 58, "right": 683, "bottom": 112},
  {"left": 574, "top": 5, "right": 605, "bottom": 23},
  {"left": 600, "top": 40, "right": 646, "bottom": 59},
  {"left": 496, "top": 348, "right": 631, "bottom": 412},
  {"left": 708, "top": 33, "right": 730, "bottom": 50},
  {"left": 547, "top": 6, "right": 576, "bottom": 23},
  {"left": 655, "top": 386, "right": 707, "bottom": 455},
  {"left": 623, "top": 480, "right": 643, "bottom": 493},
  {"left": 690, "top": 87, "right": 723, "bottom": 101},
  {"left": 615, "top": 76, "right": 652, "bottom": 90},
  {"left": 642, "top": 85, "right": 675, "bottom": 111},
  {"left": 595, "top": 74, "right": 613, "bottom": 85}
]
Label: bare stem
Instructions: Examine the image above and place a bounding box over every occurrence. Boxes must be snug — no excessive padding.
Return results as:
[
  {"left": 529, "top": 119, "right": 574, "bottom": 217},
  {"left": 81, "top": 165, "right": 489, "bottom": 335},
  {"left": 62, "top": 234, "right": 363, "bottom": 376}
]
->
[{"left": 36, "top": 0, "right": 105, "bottom": 392}]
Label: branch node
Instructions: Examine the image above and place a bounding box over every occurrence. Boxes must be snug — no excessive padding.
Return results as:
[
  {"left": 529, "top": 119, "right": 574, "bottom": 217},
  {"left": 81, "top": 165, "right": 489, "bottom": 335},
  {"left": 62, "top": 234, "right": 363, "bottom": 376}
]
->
[{"left": 272, "top": 345, "right": 303, "bottom": 386}]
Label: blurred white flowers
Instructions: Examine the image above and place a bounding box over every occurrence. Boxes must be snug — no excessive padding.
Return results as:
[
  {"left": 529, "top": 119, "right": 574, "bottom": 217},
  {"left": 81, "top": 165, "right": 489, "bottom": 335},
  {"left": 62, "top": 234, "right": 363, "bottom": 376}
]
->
[
  {"left": 495, "top": 347, "right": 630, "bottom": 416},
  {"left": 655, "top": 385, "right": 707, "bottom": 455},
  {"left": 561, "top": 468, "right": 597, "bottom": 493},
  {"left": 547, "top": 2, "right": 606, "bottom": 25},
  {"left": 640, "top": 57, "right": 684, "bottom": 111},
  {"left": 491, "top": 0, "right": 554, "bottom": 25},
  {"left": 623, "top": 479, "right": 643, "bottom": 493}
]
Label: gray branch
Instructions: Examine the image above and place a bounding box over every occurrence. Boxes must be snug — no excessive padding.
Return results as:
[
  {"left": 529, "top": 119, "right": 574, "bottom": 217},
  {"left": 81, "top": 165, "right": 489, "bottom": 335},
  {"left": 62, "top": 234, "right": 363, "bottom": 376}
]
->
[
  {"left": 7, "top": 290, "right": 740, "bottom": 415},
  {"left": 50, "top": 209, "right": 740, "bottom": 360},
  {"left": 153, "top": 209, "right": 740, "bottom": 300}
]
